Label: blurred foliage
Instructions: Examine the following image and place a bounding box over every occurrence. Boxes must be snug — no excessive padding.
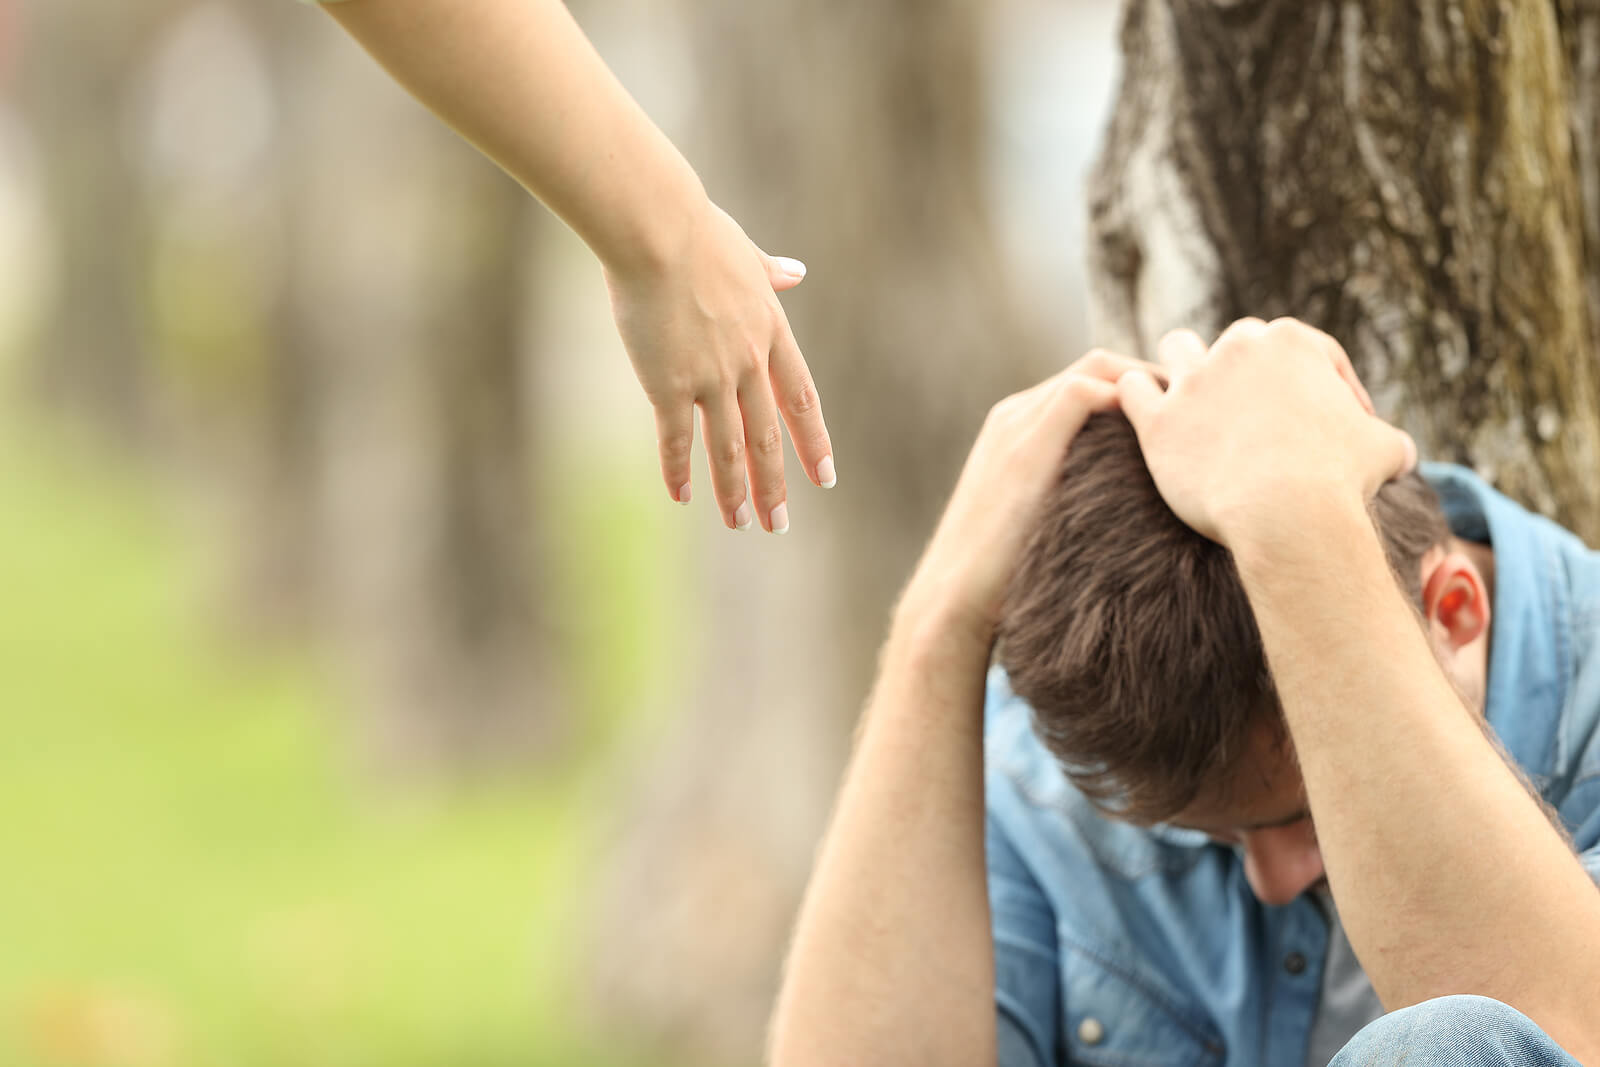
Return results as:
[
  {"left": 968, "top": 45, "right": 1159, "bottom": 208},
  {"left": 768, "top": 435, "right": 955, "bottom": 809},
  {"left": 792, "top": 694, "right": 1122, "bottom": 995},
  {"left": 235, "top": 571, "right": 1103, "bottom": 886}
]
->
[
  {"left": 3, "top": 0, "right": 1117, "bottom": 1056},
  {"left": 0, "top": 397, "right": 680, "bottom": 1065}
]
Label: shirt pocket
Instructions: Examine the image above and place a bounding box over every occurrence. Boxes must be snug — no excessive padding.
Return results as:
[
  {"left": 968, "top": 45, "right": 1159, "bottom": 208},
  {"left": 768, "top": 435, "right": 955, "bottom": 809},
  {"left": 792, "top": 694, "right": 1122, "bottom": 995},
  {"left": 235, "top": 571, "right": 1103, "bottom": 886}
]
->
[{"left": 1059, "top": 940, "right": 1225, "bottom": 1067}]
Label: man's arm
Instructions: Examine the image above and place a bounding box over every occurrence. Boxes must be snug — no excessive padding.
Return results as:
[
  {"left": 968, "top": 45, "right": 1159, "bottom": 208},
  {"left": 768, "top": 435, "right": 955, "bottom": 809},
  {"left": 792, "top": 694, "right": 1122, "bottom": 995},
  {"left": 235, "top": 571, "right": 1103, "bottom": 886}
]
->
[
  {"left": 1233, "top": 494, "right": 1600, "bottom": 1057},
  {"left": 1119, "top": 319, "right": 1600, "bottom": 1062},
  {"left": 767, "top": 597, "right": 997, "bottom": 1066},
  {"left": 768, "top": 352, "right": 1145, "bottom": 1067}
]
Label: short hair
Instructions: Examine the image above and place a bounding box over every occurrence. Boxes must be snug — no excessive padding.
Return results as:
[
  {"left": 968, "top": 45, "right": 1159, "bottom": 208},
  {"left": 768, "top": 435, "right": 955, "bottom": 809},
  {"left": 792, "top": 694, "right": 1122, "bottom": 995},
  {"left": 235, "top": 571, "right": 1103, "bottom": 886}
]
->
[{"left": 995, "top": 412, "right": 1451, "bottom": 823}]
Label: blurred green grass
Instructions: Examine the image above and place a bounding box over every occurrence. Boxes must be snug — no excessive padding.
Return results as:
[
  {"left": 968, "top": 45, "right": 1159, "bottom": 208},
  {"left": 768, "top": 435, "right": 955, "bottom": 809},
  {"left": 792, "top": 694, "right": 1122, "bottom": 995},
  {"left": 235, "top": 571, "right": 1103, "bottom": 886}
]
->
[{"left": 0, "top": 407, "right": 678, "bottom": 1066}]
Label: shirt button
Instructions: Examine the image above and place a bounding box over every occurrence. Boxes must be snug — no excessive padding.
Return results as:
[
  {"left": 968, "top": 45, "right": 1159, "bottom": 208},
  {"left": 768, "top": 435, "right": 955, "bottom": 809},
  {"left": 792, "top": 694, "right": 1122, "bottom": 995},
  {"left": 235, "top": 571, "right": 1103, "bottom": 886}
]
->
[
  {"left": 1284, "top": 951, "right": 1308, "bottom": 975},
  {"left": 1077, "top": 1017, "right": 1105, "bottom": 1045}
]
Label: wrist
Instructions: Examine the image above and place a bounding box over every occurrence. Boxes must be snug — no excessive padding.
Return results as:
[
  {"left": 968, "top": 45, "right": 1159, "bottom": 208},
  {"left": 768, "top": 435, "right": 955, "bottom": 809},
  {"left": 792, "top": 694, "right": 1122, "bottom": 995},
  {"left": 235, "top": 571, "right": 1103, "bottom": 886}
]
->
[
  {"left": 889, "top": 577, "right": 999, "bottom": 665},
  {"left": 592, "top": 164, "right": 711, "bottom": 281},
  {"left": 1229, "top": 493, "right": 1382, "bottom": 590}
]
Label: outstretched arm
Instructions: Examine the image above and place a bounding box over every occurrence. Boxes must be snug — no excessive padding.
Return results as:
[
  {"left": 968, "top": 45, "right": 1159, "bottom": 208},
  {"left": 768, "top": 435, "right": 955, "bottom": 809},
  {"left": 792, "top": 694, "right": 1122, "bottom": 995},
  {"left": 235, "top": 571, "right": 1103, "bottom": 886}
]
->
[
  {"left": 769, "top": 351, "right": 1147, "bottom": 1067},
  {"left": 317, "top": 0, "right": 832, "bottom": 532},
  {"left": 1119, "top": 318, "right": 1600, "bottom": 1063}
]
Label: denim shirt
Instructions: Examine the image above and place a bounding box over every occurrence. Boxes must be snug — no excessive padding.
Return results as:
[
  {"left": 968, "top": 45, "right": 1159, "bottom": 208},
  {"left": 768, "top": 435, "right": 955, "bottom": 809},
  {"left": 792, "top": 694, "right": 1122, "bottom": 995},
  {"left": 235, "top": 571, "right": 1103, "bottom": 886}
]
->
[{"left": 983, "top": 463, "right": 1600, "bottom": 1067}]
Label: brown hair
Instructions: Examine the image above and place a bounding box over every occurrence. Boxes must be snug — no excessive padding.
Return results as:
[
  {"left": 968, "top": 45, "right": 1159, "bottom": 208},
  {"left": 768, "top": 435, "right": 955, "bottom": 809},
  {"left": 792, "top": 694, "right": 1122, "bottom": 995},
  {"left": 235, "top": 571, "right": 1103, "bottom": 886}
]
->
[{"left": 995, "top": 412, "right": 1451, "bottom": 823}]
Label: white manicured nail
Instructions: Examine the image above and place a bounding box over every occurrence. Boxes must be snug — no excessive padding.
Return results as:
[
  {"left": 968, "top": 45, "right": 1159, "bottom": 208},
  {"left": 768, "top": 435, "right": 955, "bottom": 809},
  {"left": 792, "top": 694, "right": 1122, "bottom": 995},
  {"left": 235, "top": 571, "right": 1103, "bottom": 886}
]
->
[
  {"left": 774, "top": 256, "right": 807, "bottom": 279},
  {"left": 734, "top": 500, "right": 754, "bottom": 530},
  {"left": 770, "top": 503, "right": 789, "bottom": 535},
  {"left": 677, "top": 482, "right": 692, "bottom": 504},
  {"left": 816, "top": 456, "right": 836, "bottom": 488}
]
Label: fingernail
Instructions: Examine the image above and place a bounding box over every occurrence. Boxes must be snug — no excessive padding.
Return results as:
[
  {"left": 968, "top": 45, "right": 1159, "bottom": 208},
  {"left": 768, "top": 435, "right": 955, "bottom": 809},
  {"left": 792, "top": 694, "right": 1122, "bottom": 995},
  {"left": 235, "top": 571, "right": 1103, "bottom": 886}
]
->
[
  {"left": 734, "top": 500, "right": 754, "bottom": 530},
  {"left": 774, "top": 256, "right": 807, "bottom": 279},
  {"left": 770, "top": 503, "right": 789, "bottom": 535},
  {"left": 677, "top": 482, "right": 692, "bottom": 504},
  {"left": 816, "top": 456, "right": 836, "bottom": 488}
]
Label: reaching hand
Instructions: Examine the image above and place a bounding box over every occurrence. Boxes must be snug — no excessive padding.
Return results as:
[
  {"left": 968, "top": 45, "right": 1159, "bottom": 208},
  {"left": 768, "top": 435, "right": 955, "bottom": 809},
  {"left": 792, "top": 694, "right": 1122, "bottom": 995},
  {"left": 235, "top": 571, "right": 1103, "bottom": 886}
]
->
[
  {"left": 604, "top": 203, "right": 833, "bottom": 534},
  {"left": 1117, "top": 318, "right": 1417, "bottom": 549}
]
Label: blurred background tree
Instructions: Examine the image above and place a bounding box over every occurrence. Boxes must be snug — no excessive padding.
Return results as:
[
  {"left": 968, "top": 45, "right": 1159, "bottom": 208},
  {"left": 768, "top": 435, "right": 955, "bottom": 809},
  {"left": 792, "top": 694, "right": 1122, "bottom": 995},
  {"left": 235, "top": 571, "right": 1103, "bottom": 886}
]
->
[
  {"left": 4, "top": 0, "right": 1109, "bottom": 1061},
  {"left": 10, "top": 0, "right": 1600, "bottom": 1065}
]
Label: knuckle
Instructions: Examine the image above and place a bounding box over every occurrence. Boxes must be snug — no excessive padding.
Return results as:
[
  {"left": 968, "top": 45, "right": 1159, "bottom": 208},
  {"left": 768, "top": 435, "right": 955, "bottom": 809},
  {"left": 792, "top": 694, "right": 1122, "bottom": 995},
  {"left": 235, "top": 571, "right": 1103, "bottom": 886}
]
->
[
  {"left": 751, "top": 421, "right": 784, "bottom": 458},
  {"left": 1265, "top": 317, "right": 1304, "bottom": 340},
  {"left": 647, "top": 378, "right": 695, "bottom": 407},
  {"left": 1062, "top": 375, "right": 1110, "bottom": 405},
  {"left": 658, "top": 432, "right": 694, "bottom": 466},
  {"left": 713, "top": 438, "right": 746, "bottom": 467},
  {"left": 987, "top": 396, "right": 1019, "bottom": 425},
  {"left": 787, "top": 378, "right": 821, "bottom": 417},
  {"left": 1076, "top": 348, "right": 1118, "bottom": 374},
  {"left": 741, "top": 338, "right": 767, "bottom": 372},
  {"left": 1217, "top": 318, "right": 1263, "bottom": 351}
]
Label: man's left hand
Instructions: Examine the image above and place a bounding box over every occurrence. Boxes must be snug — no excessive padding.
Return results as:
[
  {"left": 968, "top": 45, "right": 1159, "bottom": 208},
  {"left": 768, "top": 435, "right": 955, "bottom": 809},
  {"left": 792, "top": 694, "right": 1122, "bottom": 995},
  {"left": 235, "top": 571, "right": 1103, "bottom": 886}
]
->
[{"left": 1118, "top": 317, "right": 1416, "bottom": 549}]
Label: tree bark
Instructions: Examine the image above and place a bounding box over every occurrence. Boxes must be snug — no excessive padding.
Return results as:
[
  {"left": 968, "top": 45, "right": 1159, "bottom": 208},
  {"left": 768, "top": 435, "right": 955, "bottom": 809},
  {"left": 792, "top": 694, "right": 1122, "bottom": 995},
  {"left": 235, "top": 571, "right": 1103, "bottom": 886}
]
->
[{"left": 1089, "top": 0, "right": 1600, "bottom": 539}]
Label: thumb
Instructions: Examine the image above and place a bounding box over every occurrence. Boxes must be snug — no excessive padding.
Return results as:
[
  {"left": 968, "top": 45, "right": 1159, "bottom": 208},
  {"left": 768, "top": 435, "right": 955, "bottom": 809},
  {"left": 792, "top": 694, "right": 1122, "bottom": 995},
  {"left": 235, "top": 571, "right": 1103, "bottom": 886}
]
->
[
  {"left": 1116, "top": 368, "right": 1166, "bottom": 432},
  {"left": 767, "top": 253, "right": 808, "bottom": 292}
]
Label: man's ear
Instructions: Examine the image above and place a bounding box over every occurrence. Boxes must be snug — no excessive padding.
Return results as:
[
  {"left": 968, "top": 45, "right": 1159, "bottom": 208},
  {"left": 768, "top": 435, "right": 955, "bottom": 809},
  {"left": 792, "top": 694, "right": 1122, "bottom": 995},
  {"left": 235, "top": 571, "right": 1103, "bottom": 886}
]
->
[{"left": 1421, "top": 551, "right": 1489, "bottom": 650}]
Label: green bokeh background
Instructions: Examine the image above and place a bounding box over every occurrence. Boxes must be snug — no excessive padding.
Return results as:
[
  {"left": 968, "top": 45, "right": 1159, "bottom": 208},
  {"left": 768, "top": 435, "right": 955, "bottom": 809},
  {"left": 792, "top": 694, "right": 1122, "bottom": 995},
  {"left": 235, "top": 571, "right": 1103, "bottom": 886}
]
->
[{"left": 0, "top": 399, "right": 675, "bottom": 1064}]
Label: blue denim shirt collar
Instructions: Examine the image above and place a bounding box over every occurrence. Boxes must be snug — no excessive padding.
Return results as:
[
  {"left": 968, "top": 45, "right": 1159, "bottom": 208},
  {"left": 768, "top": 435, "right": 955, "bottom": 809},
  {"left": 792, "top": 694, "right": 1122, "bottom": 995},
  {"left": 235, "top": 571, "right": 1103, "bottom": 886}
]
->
[{"left": 1422, "top": 462, "right": 1572, "bottom": 786}]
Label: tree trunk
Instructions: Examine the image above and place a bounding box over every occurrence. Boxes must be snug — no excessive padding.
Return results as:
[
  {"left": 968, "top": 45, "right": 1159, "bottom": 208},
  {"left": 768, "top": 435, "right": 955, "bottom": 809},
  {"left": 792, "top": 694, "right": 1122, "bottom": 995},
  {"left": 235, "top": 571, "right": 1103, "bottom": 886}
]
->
[
  {"left": 1088, "top": 0, "right": 1600, "bottom": 540},
  {"left": 18, "top": 0, "right": 188, "bottom": 445},
  {"left": 585, "top": 1, "right": 1044, "bottom": 1062},
  {"left": 267, "top": 17, "right": 561, "bottom": 776}
]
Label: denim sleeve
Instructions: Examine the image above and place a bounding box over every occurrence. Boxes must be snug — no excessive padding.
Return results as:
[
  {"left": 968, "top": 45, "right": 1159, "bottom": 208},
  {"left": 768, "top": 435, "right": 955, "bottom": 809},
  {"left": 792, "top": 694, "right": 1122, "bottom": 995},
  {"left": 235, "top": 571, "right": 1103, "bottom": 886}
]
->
[
  {"left": 1580, "top": 844, "right": 1600, "bottom": 887},
  {"left": 988, "top": 812, "right": 1059, "bottom": 1067}
]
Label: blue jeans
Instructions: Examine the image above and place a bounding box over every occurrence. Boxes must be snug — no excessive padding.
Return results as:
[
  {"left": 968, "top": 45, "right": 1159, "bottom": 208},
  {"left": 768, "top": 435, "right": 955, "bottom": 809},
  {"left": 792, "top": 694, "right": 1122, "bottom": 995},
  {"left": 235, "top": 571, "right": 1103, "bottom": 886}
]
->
[{"left": 1330, "top": 995, "right": 1581, "bottom": 1066}]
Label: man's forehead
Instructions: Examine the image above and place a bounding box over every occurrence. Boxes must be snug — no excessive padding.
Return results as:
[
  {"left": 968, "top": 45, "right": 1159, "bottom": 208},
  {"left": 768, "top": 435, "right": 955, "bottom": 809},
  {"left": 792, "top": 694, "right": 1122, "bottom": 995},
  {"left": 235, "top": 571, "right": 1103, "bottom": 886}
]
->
[{"left": 1166, "top": 724, "right": 1305, "bottom": 832}]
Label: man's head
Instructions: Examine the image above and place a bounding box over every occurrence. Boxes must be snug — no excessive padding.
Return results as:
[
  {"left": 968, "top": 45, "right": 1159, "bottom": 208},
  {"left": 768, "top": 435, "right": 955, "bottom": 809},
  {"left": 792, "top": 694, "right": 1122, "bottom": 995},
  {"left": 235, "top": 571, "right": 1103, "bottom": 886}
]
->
[{"left": 996, "top": 412, "right": 1492, "bottom": 905}]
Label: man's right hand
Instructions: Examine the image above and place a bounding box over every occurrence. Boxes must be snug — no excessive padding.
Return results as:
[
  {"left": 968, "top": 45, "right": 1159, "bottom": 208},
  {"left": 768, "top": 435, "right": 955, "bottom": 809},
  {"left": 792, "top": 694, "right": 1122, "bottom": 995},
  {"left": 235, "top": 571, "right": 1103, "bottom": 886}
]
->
[{"left": 899, "top": 349, "right": 1160, "bottom": 644}]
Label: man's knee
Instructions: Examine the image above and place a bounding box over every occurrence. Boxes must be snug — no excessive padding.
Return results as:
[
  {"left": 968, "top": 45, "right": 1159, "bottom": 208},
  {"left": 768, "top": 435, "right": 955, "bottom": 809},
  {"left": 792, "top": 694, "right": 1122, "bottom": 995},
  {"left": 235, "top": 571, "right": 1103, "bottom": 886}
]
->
[{"left": 1329, "top": 995, "right": 1574, "bottom": 1067}]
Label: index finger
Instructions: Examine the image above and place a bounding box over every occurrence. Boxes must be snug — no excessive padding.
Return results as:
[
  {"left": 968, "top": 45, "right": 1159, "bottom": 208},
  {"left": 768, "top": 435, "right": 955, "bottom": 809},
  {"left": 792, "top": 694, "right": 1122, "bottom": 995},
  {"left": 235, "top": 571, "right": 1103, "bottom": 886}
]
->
[{"left": 768, "top": 317, "right": 834, "bottom": 489}]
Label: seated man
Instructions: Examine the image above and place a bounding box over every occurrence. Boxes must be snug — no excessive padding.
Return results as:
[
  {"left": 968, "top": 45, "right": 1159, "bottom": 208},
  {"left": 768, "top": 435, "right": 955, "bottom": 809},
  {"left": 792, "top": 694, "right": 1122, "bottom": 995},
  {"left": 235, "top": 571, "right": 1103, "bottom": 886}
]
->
[{"left": 767, "top": 319, "right": 1600, "bottom": 1066}]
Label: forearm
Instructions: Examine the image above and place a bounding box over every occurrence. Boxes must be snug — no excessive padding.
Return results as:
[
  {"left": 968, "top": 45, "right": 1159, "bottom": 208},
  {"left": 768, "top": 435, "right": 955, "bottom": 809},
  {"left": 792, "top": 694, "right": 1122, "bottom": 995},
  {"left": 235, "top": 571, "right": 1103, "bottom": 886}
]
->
[
  {"left": 322, "top": 0, "right": 708, "bottom": 275},
  {"left": 768, "top": 589, "right": 997, "bottom": 1067},
  {"left": 1235, "top": 500, "right": 1600, "bottom": 1059}
]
